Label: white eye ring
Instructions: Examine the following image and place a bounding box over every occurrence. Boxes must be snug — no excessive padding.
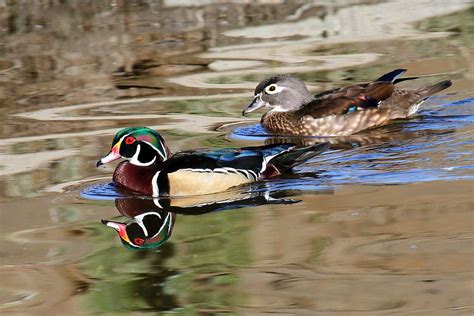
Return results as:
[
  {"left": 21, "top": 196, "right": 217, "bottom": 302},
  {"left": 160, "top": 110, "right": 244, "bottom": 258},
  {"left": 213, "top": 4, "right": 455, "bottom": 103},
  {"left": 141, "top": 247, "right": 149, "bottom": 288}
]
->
[{"left": 265, "top": 84, "right": 283, "bottom": 94}]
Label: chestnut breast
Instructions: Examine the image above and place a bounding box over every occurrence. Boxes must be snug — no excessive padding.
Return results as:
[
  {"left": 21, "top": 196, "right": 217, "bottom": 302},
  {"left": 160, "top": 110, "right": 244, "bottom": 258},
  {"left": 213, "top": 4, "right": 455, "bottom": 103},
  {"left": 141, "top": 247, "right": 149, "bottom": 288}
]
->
[{"left": 113, "top": 161, "right": 156, "bottom": 195}]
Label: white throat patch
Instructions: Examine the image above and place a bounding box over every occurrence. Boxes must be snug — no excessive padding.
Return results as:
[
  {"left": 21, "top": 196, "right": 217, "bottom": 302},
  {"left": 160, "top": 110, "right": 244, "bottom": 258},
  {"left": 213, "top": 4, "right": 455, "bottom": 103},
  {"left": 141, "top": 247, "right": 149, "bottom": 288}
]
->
[
  {"left": 268, "top": 105, "right": 288, "bottom": 113},
  {"left": 129, "top": 144, "right": 157, "bottom": 166}
]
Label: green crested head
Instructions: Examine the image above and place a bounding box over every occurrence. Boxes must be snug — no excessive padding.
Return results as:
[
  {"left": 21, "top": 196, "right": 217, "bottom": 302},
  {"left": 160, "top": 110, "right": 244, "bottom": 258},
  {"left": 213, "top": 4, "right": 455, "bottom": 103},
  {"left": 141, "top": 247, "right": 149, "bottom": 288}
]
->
[
  {"left": 97, "top": 127, "right": 170, "bottom": 167},
  {"left": 111, "top": 127, "right": 168, "bottom": 155}
]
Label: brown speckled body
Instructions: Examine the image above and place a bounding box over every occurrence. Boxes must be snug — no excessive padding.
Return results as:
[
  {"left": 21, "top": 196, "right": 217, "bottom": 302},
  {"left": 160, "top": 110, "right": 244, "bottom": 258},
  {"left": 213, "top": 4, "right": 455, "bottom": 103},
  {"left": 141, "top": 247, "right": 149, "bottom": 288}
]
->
[
  {"left": 262, "top": 107, "right": 407, "bottom": 136},
  {"left": 262, "top": 111, "right": 301, "bottom": 134}
]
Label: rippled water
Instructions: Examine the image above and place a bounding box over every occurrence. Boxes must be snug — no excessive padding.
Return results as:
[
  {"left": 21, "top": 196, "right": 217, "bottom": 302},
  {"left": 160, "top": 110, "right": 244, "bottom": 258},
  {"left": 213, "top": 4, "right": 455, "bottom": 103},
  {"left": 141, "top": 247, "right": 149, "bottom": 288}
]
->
[{"left": 1, "top": 1, "right": 473, "bottom": 315}]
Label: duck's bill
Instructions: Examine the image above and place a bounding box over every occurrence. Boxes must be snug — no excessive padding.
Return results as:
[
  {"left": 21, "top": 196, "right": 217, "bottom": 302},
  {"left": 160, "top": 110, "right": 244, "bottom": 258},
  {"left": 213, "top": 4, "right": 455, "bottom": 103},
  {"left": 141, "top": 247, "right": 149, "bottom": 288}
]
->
[
  {"left": 96, "top": 150, "right": 121, "bottom": 167},
  {"left": 101, "top": 219, "right": 124, "bottom": 231},
  {"left": 96, "top": 142, "right": 122, "bottom": 167},
  {"left": 242, "top": 95, "right": 267, "bottom": 116},
  {"left": 101, "top": 219, "right": 131, "bottom": 244}
]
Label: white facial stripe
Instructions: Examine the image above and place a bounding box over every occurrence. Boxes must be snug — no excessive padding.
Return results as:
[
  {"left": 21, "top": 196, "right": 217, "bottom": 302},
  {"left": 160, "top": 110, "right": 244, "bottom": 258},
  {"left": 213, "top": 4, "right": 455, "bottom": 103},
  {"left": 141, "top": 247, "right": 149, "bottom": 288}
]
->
[
  {"left": 136, "top": 217, "right": 148, "bottom": 237},
  {"left": 166, "top": 213, "right": 173, "bottom": 234},
  {"left": 135, "top": 212, "right": 172, "bottom": 239},
  {"left": 135, "top": 211, "right": 161, "bottom": 221},
  {"left": 152, "top": 171, "right": 161, "bottom": 197},
  {"left": 130, "top": 143, "right": 141, "bottom": 164},
  {"left": 118, "top": 133, "right": 132, "bottom": 144},
  {"left": 129, "top": 144, "right": 157, "bottom": 166},
  {"left": 156, "top": 213, "right": 171, "bottom": 237},
  {"left": 153, "top": 198, "right": 163, "bottom": 208},
  {"left": 143, "top": 140, "right": 167, "bottom": 160},
  {"left": 134, "top": 211, "right": 162, "bottom": 237},
  {"left": 159, "top": 140, "right": 167, "bottom": 159},
  {"left": 134, "top": 212, "right": 171, "bottom": 239}
]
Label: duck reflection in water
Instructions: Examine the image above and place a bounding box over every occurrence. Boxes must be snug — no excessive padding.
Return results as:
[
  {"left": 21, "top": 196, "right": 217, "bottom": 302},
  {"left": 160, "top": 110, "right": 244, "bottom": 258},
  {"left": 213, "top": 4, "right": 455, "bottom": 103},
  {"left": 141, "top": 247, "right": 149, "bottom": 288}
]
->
[
  {"left": 233, "top": 120, "right": 455, "bottom": 150},
  {"left": 102, "top": 203, "right": 175, "bottom": 250},
  {"left": 102, "top": 187, "right": 302, "bottom": 250}
]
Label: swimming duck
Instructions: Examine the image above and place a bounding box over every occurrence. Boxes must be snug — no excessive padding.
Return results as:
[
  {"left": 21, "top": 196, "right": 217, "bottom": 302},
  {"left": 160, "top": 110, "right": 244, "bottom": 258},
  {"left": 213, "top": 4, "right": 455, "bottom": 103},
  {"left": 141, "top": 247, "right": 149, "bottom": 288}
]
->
[
  {"left": 242, "top": 69, "right": 452, "bottom": 136},
  {"left": 96, "top": 127, "right": 328, "bottom": 197}
]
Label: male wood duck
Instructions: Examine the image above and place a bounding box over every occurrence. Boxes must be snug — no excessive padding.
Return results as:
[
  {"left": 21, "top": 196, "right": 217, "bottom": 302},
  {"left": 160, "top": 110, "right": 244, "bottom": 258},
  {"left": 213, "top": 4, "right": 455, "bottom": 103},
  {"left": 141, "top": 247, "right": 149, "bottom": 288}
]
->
[
  {"left": 96, "top": 127, "right": 328, "bottom": 197},
  {"left": 242, "top": 69, "right": 452, "bottom": 136}
]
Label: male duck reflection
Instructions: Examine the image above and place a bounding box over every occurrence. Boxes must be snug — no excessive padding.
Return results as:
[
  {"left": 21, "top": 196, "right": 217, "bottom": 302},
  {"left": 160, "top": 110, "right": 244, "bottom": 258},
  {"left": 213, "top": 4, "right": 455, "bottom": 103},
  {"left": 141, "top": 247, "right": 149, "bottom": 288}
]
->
[
  {"left": 97, "top": 127, "right": 328, "bottom": 196},
  {"left": 242, "top": 69, "right": 452, "bottom": 136},
  {"left": 103, "top": 212, "right": 174, "bottom": 249},
  {"left": 102, "top": 191, "right": 299, "bottom": 249},
  {"left": 102, "top": 199, "right": 177, "bottom": 249}
]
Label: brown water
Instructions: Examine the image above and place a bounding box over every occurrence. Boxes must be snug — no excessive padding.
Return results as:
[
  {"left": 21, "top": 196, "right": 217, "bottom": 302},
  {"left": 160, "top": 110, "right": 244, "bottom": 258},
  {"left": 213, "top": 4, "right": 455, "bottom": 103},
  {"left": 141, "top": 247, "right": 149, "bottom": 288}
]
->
[{"left": 1, "top": 1, "right": 473, "bottom": 315}]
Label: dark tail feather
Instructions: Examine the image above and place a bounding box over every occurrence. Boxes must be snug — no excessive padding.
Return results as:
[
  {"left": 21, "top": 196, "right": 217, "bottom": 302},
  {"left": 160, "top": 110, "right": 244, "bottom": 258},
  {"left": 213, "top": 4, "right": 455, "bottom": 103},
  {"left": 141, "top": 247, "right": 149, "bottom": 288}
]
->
[
  {"left": 375, "top": 69, "right": 407, "bottom": 83},
  {"left": 416, "top": 80, "right": 452, "bottom": 98},
  {"left": 270, "top": 142, "right": 329, "bottom": 172},
  {"left": 393, "top": 76, "right": 421, "bottom": 84}
]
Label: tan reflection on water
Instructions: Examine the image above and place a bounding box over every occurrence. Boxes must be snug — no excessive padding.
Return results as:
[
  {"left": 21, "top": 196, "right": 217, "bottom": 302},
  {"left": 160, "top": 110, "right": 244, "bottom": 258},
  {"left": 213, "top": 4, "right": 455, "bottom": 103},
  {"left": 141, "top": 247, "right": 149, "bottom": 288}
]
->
[
  {"left": 239, "top": 181, "right": 473, "bottom": 314},
  {"left": 0, "top": 0, "right": 473, "bottom": 314}
]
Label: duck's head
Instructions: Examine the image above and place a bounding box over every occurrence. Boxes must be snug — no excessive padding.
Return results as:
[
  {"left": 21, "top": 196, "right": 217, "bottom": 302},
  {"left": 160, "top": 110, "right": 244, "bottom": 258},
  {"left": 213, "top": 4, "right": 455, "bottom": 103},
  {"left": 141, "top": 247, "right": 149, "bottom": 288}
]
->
[
  {"left": 101, "top": 211, "right": 175, "bottom": 250},
  {"left": 242, "top": 75, "right": 313, "bottom": 115},
  {"left": 97, "top": 127, "right": 170, "bottom": 167}
]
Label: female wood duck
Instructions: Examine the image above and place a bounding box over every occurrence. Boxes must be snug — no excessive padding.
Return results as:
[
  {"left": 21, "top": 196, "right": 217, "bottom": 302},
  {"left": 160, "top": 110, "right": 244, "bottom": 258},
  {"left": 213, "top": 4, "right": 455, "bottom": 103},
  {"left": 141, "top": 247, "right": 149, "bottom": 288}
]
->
[
  {"left": 242, "top": 69, "right": 452, "bottom": 136},
  {"left": 96, "top": 127, "right": 328, "bottom": 197}
]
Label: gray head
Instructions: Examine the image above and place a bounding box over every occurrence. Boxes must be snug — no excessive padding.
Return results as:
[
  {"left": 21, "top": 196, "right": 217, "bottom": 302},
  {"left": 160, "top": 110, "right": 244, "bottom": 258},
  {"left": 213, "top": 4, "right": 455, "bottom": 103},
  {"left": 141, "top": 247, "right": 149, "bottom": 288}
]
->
[{"left": 242, "top": 75, "right": 313, "bottom": 115}]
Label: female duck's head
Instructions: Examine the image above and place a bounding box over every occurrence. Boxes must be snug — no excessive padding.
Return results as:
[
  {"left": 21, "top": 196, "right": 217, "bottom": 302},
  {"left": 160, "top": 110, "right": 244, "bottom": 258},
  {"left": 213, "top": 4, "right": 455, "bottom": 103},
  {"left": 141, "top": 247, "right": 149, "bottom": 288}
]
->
[
  {"left": 242, "top": 75, "right": 313, "bottom": 115},
  {"left": 97, "top": 127, "right": 170, "bottom": 167}
]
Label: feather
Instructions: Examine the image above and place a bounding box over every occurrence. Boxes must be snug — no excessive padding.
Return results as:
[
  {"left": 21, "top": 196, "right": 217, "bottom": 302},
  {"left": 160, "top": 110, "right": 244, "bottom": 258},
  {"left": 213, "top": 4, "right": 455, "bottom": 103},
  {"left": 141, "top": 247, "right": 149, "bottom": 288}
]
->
[{"left": 374, "top": 69, "right": 407, "bottom": 83}]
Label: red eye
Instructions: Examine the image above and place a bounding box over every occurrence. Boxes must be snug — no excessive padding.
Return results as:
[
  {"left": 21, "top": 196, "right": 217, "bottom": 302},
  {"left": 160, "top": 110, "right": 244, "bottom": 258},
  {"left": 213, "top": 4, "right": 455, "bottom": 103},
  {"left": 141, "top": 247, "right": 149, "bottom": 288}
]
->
[
  {"left": 134, "top": 238, "right": 145, "bottom": 245},
  {"left": 125, "top": 137, "right": 135, "bottom": 145}
]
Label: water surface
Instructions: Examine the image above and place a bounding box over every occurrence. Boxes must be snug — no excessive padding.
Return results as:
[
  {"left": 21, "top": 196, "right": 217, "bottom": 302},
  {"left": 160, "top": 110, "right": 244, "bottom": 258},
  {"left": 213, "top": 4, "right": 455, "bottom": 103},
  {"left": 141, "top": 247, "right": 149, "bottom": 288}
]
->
[{"left": 1, "top": 1, "right": 473, "bottom": 314}]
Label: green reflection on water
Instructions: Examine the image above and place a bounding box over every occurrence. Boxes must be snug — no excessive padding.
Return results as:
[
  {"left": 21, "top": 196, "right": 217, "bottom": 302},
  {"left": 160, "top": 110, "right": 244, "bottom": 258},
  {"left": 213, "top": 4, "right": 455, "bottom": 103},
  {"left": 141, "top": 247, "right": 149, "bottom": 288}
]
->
[
  {"left": 156, "top": 97, "right": 248, "bottom": 117},
  {"left": 417, "top": 7, "right": 474, "bottom": 34},
  {"left": 81, "top": 209, "right": 252, "bottom": 313}
]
